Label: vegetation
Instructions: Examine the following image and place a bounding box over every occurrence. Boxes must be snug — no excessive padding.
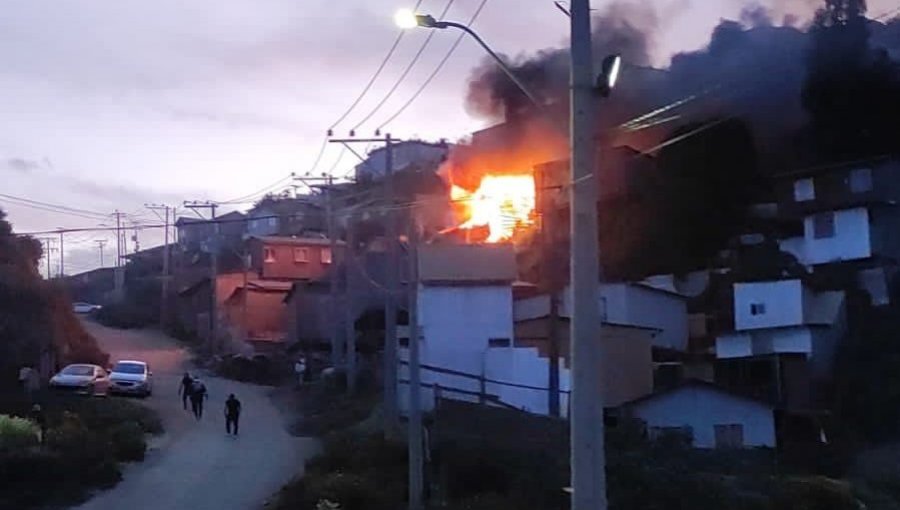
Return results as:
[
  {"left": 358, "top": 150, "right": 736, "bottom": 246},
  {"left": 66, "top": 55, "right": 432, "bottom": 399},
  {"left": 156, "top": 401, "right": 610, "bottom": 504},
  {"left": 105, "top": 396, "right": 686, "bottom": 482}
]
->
[
  {"left": 0, "top": 392, "right": 162, "bottom": 508},
  {"left": 0, "top": 207, "right": 108, "bottom": 378}
]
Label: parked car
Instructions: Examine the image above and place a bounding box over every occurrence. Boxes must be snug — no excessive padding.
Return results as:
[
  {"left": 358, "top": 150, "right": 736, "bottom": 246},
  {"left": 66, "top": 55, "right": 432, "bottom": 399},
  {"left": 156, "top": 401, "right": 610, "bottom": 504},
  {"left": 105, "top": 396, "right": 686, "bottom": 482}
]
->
[
  {"left": 108, "top": 360, "right": 153, "bottom": 397},
  {"left": 49, "top": 364, "right": 110, "bottom": 396},
  {"left": 73, "top": 302, "right": 102, "bottom": 314}
]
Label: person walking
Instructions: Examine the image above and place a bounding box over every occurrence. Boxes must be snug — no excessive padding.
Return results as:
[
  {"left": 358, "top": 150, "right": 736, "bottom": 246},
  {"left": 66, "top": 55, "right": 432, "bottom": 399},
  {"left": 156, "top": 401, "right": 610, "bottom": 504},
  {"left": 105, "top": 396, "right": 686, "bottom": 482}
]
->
[
  {"left": 190, "top": 378, "right": 208, "bottom": 420},
  {"left": 29, "top": 404, "right": 47, "bottom": 444},
  {"left": 224, "top": 394, "right": 241, "bottom": 436},
  {"left": 179, "top": 372, "right": 194, "bottom": 411}
]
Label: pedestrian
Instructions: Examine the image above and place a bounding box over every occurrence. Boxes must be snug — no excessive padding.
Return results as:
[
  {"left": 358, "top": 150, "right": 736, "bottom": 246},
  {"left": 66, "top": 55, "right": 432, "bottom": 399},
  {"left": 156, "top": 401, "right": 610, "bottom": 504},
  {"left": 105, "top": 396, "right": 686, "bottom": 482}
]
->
[
  {"left": 294, "top": 357, "right": 307, "bottom": 387},
  {"left": 29, "top": 404, "right": 47, "bottom": 444},
  {"left": 224, "top": 394, "right": 241, "bottom": 436},
  {"left": 189, "top": 378, "right": 207, "bottom": 420},
  {"left": 179, "top": 372, "right": 193, "bottom": 410},
  {"left": 18, "top": 365, "right": 34, "bottom": 400}
]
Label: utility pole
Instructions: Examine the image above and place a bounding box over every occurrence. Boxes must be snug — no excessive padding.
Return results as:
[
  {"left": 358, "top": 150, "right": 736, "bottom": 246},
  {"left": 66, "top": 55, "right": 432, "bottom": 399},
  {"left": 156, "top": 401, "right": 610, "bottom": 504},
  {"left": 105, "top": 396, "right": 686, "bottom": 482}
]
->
[
  {"left": 345, "top": 212, "right": 358, "bottom": 394},
  {"left": 57, "top": 230, "right": 65, "bottom": 278},
  {"left": 293, "top": 173, "right": 346, "bottom": 370},
  {"left": 147, "top": 204, "right": 172, "bottom": 329},
  {"left": 407, "top": 223, "right": 423, "bottom": 510},
  {"left": 38, "top": 238, "right": 55, "bottom": 279},
  {"left": 538, "top": 168, "right": 562, "bottom": 418},
  {"left": 329, "top": 134, "right": 398, "bottom": 431},
  {"left": 113, "top": 210, "right": 125, "bottom": 267},
  {"left": 327, "top": 174, "right": 341, "bottom": 369},
  {"left": 569, "top": 1, "right": 606, "bottom": 509},
  {"left": 184, "top": 201, "right": 219, "bottom": 353},
  {"left": 95, "top": 240, "right": 107, "bottom": 268}
]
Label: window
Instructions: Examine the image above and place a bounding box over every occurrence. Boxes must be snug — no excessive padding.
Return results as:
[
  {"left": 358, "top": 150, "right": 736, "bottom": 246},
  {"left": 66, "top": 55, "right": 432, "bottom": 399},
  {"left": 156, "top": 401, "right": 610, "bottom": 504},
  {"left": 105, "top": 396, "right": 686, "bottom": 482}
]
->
[
  {"left": 750, "top": 303, "right": 766, "bottom": 316},
  {"left": 812, "top": 212, "right": 836, "bottom": 239},
  {"left": 793, "top": 178, "right": 815, "bottom": 202},
  {"left": 649, "top": 426, "right": 694, "bottom": 444},
  {"left": 263, "top": 247, "right": 276, "bottom": 263},
  {"left": 488, "top": 338, "right": 511, "bottom": 348},
  {"left": 714, "top": 424, "right": 744, "bottom": 448},
  {"left": 849, "top": 167, "right": 873, "bottom": 193},
  {"left": 320, "top": 248, "right": 333, "bottom": 264},
  {"left": 293, "top": 248, "right": 309, "bottom": 263}
]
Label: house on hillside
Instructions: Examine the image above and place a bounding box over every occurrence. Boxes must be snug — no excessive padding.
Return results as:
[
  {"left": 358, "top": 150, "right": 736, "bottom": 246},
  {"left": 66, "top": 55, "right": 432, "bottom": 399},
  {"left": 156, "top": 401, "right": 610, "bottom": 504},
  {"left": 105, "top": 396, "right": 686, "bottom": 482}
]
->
[
  {"left": 620, "top": 380, "right": 777, "bottom": 449},
  {"left": 513, "top": 293, "right": 657, "bottom": 408},
  {"left": 246, "top": 197, "right": 324, "bottom": 237},
  {"left": 224, "top": 280, "right": 293, "bottom": 352},
  {"left": 354, "top": 140, "right": 449, "bottom": 182},
  {"left": 63, "top": 267, "right": 116, "bottom": 305},
  {"left": 776, "top": 158, "right": 900, "bottom": 305},
  {"left": 246, "top": 235, "right": 340, "bottom": 281},
  {"left": 715, "top": 278, "right": 846, "bottom": 409}
]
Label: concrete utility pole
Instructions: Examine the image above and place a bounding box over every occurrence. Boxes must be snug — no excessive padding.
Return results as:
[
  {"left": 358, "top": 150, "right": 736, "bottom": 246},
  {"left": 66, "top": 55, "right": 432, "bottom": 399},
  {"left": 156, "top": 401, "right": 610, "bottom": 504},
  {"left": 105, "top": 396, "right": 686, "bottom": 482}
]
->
[
  {"left": 407, "top": 224, "right": 423, "bottom": 510},
  {"left": 113, "top": 210, "right": 125, "bottom": 267},
  {"left": 38, "top": 237, "right": 54, "bottom": 279},
  {"left": 146, "top": 204, "right": 172, "bottom": 329},
  {"left": 329, "top": 134, "right": 398, "bottom": 431},
  {"left": 95, "top": 239, "right": 107, "bottom": 268},
  {"left": 569, "top": 1, "right": 607, "bottom": 509},
  {"left": 184, "top": 201, "right": 219, "bottom": 353}
]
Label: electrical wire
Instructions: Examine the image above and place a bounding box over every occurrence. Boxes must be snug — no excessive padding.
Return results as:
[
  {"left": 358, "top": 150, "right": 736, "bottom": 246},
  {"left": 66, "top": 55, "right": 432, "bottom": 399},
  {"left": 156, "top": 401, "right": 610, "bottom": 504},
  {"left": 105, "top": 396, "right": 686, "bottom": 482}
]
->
[
  {"left": 0, "top": 192, "right": 110, "bottom": 219},
  {"left": 376, "top": 0, "right": 492, "bottom": 131},
  {"left": 216, "top": 173, "right": 295, "bottom": 205},
  {"left": 351, "top": 0, "right": 457, "bottom": 132}
]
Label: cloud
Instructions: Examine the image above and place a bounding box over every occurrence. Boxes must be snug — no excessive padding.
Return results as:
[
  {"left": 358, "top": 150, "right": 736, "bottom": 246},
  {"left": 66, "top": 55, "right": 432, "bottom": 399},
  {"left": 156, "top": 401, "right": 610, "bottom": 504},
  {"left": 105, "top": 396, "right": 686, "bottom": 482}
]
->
[{"left": 7, "top": 158, "right": 44, "bottom": 173}]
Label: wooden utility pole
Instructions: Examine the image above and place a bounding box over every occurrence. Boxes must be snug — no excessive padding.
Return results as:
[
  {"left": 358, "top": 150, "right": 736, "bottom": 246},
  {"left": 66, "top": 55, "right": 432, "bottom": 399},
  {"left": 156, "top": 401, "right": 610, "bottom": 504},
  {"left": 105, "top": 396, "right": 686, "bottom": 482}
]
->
[
  {"left": 112, "top": 210, "right": 125, "bottom": 267},
  {"left": 57, "top": 229, "right": 65, "bottom": 277}
]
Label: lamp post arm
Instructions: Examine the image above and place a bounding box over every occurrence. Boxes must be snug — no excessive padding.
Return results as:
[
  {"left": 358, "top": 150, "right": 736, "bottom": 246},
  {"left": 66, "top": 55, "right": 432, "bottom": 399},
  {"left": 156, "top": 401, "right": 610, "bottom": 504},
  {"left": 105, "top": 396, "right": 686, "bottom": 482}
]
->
[{"left": 438, "top": 21, "right": 543, "bottom": 109}]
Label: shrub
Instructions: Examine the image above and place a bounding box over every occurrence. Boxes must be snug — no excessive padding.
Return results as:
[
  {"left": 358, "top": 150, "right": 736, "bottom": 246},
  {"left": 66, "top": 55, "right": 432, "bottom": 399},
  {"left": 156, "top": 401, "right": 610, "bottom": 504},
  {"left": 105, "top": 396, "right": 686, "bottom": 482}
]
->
[
  {"left": 61, "top": 396, "right": 163, "bottom": 435},
  {"left": 0, "top": 414, "right": 39, "bottom": 450},
  {"left": 95, "top": 302, "right": 156, "bottom": 329},
  {"left": 109, "top": 421, "right": 147, "bottom": 461}
]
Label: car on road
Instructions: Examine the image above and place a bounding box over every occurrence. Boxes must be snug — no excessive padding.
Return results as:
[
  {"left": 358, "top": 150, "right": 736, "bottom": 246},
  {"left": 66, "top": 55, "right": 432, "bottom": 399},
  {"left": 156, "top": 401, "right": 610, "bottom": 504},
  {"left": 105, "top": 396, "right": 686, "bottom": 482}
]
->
[
  {"left": 108, "top": 360, "right": 153, "bottom": 397},
  {"left": 73, "top": 302, "right": 102, "bottom": 314},
  {"left": 49, "top": 364, "right": 110, "bottom": 396}
]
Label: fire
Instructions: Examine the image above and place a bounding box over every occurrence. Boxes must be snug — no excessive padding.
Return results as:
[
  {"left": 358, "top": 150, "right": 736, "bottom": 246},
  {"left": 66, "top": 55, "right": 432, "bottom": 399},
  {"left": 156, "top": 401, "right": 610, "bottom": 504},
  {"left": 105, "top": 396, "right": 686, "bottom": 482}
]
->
[{"left": 450, "top": 174, "right": 536, "bottom": 243}]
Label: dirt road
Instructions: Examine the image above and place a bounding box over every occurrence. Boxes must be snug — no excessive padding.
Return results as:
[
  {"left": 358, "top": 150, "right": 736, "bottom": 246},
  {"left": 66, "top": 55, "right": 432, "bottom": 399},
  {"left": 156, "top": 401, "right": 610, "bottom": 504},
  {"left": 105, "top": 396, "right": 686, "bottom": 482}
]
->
[{"left": 74, "top": 321, "right": 317, "bottom": 510}]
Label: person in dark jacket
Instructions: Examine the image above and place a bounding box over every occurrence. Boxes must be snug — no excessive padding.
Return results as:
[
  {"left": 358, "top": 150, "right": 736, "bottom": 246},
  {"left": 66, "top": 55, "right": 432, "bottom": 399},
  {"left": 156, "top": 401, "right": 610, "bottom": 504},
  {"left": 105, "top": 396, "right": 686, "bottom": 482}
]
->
[
  {"left": 224, "top": 394, "right": 241, "bottom": 436},
  {"left": 190, "top": 378, "right": 208, "bottom": 420},
  {"left": 179, "top": 372, "right": 194, "bottom": 410}
]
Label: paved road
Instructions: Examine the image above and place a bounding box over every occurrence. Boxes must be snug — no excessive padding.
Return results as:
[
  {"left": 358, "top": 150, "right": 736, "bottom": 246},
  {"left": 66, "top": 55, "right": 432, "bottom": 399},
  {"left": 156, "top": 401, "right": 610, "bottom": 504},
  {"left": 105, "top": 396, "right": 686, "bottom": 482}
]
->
[{"left": 74, "top": 321, "right": 317, "bottom": 510}]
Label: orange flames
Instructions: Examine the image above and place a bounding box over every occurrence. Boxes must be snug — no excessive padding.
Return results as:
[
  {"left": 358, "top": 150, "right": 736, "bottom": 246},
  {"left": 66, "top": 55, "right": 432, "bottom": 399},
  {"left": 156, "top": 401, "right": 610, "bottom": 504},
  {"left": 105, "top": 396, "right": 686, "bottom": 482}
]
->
[{"left": 450, "top": 174, "right": 536, "bottom": 243}]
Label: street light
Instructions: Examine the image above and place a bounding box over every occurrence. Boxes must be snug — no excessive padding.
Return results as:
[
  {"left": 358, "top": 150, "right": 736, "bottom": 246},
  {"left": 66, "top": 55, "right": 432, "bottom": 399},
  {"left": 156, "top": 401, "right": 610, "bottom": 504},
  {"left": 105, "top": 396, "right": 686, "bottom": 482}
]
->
[
  {"left": 595, "top": 54, "right": 621, "bottom": 98},
  {"left": 394, "top": 9, "right": 543, "bottom": 109}
]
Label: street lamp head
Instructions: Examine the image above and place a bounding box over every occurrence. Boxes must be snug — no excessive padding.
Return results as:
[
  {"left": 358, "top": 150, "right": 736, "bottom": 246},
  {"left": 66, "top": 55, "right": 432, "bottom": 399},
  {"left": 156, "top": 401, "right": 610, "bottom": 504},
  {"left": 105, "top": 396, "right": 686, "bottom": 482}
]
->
[
  {"left": 394, "top": 8, "right": 419, "bottom": 29},
  {"left": 595, "top": 54, "right": 622, "bottom": 98},
  {"left": 394, "top": 9, "right": 441, "bottom": 29}
]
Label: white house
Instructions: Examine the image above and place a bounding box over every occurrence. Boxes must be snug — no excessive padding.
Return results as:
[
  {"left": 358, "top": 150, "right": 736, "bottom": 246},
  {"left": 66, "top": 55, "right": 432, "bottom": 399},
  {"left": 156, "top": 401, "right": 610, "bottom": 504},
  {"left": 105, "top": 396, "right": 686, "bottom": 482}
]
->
[
  {"left": 621, "top": 381, "right": 777, "bottom": 449},
  {"left": 779, "top": 207, "right": 873, "bottom": 266},
  {"left": 555, "top": 282, "right": 689, "bottom": 351},
  {"left": 715, "top": 279, "right": 846, "bottom": 377}
]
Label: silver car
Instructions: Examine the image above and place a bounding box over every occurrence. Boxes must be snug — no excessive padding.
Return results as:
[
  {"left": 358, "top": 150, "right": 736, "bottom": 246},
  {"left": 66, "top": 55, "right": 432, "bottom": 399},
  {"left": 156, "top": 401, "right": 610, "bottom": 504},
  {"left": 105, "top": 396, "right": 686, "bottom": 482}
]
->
[
  {"left": 108, "top": 360, "right": 153, "bottom": 397},
  {"left": 50, "top": 364, "right": 110, "bottom": 396}
]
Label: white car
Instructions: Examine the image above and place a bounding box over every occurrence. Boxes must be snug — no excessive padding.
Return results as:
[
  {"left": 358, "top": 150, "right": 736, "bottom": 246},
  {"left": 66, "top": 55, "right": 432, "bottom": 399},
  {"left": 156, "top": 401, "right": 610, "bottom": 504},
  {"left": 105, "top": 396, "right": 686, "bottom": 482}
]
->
[
  {"left": 73, "top": 302, "right": 102, "bottom": 314},
  {"left": 108, "top": 360, "right": 153, "bottom": 397},
  {"left": 50, "top": 364, "right": 110, "bottom": 396}
]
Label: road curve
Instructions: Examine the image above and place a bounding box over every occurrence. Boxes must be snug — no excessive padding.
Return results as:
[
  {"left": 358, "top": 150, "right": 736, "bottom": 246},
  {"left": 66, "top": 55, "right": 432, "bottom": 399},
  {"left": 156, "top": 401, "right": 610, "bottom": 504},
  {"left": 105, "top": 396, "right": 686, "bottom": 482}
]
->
[{"left": 73, "top": 321, "right": 317, "bottom": 510}]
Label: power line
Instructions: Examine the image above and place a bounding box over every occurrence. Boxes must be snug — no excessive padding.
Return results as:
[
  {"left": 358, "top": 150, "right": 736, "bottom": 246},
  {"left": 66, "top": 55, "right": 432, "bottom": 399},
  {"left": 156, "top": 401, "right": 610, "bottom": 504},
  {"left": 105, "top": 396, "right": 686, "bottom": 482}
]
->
[
  {"left": 376, "top": 0, "right": 492, "bottom": 131},
  {"left": 0, "top": 193, "right": 110, "bottom": 220},
  {"left": 215, "top": 173, "right": 295, "bottom": 205},
  {"left": 351, "top": 0, "right": 457, "bottom": 132}
]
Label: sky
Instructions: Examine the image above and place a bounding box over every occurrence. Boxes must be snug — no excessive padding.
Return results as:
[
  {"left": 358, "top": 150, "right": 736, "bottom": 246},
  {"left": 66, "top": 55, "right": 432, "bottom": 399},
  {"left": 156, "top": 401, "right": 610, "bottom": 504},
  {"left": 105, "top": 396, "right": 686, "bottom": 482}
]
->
[{"left": 1, "top": 0, "right": 895, "bottom": 275}]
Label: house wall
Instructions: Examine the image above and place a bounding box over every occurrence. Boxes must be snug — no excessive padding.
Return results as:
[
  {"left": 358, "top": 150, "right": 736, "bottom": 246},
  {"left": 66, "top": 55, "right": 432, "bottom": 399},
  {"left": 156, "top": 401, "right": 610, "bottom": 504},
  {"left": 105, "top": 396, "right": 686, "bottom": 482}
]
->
[
  {"left": 717, "top": 327, "right": 813, "bottom": 358},
  {"left": 734, "top": 280, "right": 804, "bottom": 331},
  {"left": 627, "top": 386, "right": 776, "bottom": 448},
  {"left": 249, "top": 240, "right": 336, "bottom": 280},
  {"left": 779, "top": 207, "right": 872, "bottom": 265},
  {"left": 231, "top": 291, "right": 287, "bottom": 340},
  {"left": 559, "top": 283, "right": 689, "bottom": 351}
]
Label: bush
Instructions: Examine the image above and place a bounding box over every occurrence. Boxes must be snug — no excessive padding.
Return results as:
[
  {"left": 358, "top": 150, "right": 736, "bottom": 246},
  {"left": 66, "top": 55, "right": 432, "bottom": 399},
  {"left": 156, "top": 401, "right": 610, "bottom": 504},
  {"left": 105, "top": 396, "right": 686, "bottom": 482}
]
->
[
  {"left": 95, "top": 302, "right": 156, "bottom": 329},
  {"left": 109, "top": 422, "right": 147, "bottom": 461},
  {"left": 0, "top": 414, "right": 39, "bottom": 450},
  {"left": 60, "top": 395, "right": 163, "bottom": 435}
]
